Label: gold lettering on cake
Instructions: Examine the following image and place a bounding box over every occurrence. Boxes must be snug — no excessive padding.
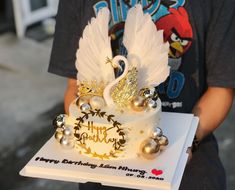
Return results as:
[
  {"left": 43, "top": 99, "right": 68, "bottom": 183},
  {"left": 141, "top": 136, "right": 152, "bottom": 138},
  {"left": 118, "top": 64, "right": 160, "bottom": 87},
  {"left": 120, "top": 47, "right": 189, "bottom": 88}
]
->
[
  {"left": 78, "top": 121, "right": 119, "bottom": 149},
  {"left": 74, "top": 109, "right": 126, "bottom": 159}
]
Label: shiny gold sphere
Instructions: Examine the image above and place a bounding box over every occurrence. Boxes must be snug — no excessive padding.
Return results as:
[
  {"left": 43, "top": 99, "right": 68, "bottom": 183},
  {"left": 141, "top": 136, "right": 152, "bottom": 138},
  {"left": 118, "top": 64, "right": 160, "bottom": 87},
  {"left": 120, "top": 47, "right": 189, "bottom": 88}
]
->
[
  {"left": 90, "top": 96, "right": 106, "bottom": 109},
  {"left": 54, "top": 131, "right": 63, "bottom": 142},
  {"left": 139, "top": 138, "right": 160, "bottom": 160},
  {"left": 158, "top": 135, "right": 169, "bottom": 150},
  {"left": 131, "top": 96, "right": 147, "bottom": 112},
  {"left": 76, "top": 96, "right": 90, "bottom": 107}
]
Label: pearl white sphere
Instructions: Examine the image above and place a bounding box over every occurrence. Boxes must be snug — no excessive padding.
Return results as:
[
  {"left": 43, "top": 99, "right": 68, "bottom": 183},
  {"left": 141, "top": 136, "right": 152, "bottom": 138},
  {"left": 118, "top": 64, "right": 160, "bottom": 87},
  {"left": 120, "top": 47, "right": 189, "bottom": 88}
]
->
[
  {"left": 80, "top": 103, "right": 91, "bottom": 111},
  {"left": 90, "top": 96, "right": 106, "bottom": 109},
  {"left": 151, "top": 127, "right": 163, "bottom": 140},
  {"left": 147, "top": 99, "right": 158, "bottom": 109},
  {"left": 60, "top": 136, "right": 75, "bottom": 149},
  {"left": 63, "top": 126, "right": 73, "bottom": 137}
]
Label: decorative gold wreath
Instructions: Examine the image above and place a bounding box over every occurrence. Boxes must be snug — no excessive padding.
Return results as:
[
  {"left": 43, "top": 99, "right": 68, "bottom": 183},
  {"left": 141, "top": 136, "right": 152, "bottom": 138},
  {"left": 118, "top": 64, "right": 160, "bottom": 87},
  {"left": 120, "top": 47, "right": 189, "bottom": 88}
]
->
[{"left": 74, "top": 109, "right": 126, "bottom": 159}]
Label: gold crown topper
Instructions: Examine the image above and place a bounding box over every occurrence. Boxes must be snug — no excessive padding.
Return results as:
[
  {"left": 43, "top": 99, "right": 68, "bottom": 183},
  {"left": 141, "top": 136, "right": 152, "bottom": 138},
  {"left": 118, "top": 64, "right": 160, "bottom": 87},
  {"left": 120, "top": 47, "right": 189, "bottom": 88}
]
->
[{"left": 78, "top": 81, "right": 105, "bottom": 97}]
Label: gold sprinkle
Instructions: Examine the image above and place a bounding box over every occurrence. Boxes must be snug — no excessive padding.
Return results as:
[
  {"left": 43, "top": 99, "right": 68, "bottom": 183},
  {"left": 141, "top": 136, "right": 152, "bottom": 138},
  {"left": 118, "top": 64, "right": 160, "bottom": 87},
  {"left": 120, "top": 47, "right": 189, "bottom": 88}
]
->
[{"left": 140, "top": 130, "right": 144, "bottom": 134}]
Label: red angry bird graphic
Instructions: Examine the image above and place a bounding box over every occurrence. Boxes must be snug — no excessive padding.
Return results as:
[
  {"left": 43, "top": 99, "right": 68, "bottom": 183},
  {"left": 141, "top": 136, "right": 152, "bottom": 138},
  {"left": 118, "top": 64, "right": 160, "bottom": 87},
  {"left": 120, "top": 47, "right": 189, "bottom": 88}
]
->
[{"left": 155, "top": 7, "right": 193, "bottom": 59}]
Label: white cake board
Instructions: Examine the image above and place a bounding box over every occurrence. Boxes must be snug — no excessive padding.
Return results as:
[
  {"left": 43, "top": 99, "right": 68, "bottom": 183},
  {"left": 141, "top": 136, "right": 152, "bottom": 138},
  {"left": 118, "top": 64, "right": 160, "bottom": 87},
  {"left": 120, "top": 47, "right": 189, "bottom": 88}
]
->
[{"left": 20, "top": 112, "right": 198, "bottom": 190}]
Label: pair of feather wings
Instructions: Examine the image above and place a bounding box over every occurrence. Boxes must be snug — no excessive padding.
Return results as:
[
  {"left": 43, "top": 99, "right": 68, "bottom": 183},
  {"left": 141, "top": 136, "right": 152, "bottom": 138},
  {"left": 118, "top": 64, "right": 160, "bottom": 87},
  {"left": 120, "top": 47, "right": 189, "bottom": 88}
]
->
[{"left": 76, "top": 5, "right": 170, "bottom": 89}]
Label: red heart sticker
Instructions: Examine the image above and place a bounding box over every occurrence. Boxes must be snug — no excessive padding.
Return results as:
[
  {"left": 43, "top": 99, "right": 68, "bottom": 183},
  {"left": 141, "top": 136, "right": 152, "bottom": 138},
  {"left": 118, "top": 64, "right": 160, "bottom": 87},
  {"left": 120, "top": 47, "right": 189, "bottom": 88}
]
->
[{"left": 151, "top": 169, "right": 163, "bottom": 176}]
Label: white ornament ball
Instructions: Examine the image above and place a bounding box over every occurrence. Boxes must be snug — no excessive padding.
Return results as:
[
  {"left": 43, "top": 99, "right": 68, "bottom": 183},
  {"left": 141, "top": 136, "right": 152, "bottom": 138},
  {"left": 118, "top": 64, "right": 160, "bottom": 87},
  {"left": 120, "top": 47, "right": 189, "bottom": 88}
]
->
[
  {"left": 80, "top": 103, "right": 91, "bottom": 111},
  {"left": 90, "top": 96, "right": 106, "bottom": 109},
  {"left": 63, "top": 126, "right": 73, "bottom": 137},
  {"left": 60, "top": 136, "right": 74, "bottom": 149},
  {"left": 147, "top": 99, "right": 158, "bottom": 109},
  {"left": 151, "top": 127, "right": 163, "bottom": 140}
]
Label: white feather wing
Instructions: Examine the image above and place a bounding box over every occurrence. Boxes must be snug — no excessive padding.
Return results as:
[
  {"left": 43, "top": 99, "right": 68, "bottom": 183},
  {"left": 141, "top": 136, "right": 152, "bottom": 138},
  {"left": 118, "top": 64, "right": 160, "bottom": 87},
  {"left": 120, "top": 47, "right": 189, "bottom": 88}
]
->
[
  {"left": 76, "top": 8, "right": 115, "bottom": 83},
  {"left": 123, "top": 5, "right": 170, "bottom": 88}
]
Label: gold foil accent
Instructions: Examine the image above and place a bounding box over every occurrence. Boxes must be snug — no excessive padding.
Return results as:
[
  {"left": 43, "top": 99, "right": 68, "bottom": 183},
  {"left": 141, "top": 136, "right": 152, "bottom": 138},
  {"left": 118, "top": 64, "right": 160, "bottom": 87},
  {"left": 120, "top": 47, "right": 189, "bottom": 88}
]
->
[
  {"left": 78, "top": 81, "right": 105, "bottom": 97},
  {"left": 111, "top": 67, "right": 138, "bottom": 108}
]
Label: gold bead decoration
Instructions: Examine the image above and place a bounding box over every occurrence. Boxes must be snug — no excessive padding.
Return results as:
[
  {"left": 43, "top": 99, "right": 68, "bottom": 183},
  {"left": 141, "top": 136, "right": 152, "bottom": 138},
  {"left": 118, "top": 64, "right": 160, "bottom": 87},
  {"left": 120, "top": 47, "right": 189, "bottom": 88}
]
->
[
  {"left": 139, "top": 138, "right": 161, "bottom": 160},
  {"left": 76, "top": 96, "right": 90, "bottom": 107},
  {"left": 131, "top": 96, "right": 147, "bottom": 112},
  {"left": 54, "top": 130, "right": 63, "bottom": 142},
  {"left": 158, "top": 135, "right": 169, "bottom": 150}
]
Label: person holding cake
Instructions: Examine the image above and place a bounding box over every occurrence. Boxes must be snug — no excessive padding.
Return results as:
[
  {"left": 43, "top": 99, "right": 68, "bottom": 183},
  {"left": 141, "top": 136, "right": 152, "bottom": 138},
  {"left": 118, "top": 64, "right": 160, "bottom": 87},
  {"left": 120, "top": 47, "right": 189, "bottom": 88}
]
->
[{"left": 48, "top": 0, "right": 235, "bottom": 189}]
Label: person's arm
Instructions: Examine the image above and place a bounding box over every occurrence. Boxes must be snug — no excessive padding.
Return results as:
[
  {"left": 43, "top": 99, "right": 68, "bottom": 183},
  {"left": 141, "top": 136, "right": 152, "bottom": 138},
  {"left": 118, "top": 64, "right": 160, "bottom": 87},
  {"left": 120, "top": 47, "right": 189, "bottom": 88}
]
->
[
  {"left": 64, "top": 78, "right": 77, "bottom": 114},
  {"left": 193, "top": 87, "right": 234, "bottom": 141}
]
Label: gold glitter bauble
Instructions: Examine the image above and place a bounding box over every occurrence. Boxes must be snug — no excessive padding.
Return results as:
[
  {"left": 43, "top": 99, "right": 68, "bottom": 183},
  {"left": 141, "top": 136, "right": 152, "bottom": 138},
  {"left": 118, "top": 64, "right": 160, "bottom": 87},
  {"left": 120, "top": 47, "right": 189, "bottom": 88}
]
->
[
  {"left": 131, "top": 96, "right": 147, "bottom": 112},
  {"left": 139, "top": 138, "right": 160, "bottom": 160}
]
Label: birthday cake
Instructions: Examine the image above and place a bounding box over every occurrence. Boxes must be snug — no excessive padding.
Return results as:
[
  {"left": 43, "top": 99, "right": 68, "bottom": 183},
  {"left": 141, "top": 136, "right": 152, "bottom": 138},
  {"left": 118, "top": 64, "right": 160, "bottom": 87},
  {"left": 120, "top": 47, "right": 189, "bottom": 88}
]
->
[{"left": 53, "top": 5, "right": 170, "bottom": 160}]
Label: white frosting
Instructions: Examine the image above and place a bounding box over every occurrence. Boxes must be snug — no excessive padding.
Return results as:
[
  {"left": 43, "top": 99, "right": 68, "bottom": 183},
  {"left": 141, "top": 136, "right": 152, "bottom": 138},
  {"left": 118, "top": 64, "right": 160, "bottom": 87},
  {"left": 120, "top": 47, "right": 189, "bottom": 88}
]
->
[{"left": 67, "top": 99, "right": 161, "bottom": 160}]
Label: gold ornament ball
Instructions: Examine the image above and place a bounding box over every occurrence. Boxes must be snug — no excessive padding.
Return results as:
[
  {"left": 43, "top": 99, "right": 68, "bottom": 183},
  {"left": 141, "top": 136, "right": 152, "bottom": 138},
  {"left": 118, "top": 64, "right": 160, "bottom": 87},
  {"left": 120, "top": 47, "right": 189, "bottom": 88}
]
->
[
  {"left": 54, "top": 131, "right": 63, "bottom": 142},
  {"left": 131, "top": 96, "right": 147, "bottom": 112},
  {"left": 76, "top": 96, "right": 90, "bottom": 107},
  {"left": 158, "top": 135, "right": 169, "bottom": 150},
  {"left": 139, "top": 138, "right": 160, "bottom": 160},
  {"left": 90, "top": 96, "right": 106, "bottom": 109}
]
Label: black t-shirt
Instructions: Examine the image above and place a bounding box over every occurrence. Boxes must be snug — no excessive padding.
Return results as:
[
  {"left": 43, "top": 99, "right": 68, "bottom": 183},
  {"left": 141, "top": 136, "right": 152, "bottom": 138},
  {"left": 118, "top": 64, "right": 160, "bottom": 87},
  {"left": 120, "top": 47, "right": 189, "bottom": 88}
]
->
[{"left": 48, "top": 0, "right": 235, "bottom": 113}]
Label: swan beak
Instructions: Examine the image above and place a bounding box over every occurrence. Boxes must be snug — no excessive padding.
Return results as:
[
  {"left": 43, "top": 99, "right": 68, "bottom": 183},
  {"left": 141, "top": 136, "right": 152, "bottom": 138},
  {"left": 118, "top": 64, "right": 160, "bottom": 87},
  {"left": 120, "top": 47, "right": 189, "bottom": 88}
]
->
[{"left": 106, "top": 57, "right": 123, "bottom": 72}]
